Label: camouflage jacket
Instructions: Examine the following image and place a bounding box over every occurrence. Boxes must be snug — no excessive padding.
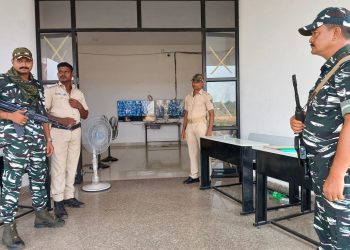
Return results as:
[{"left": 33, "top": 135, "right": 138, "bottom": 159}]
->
[
  {"left": 0, "top": 71, "right": 46, "bottom": 145},
  {"left": 303, "top": 44, "right": 350, "bottom": 158}
]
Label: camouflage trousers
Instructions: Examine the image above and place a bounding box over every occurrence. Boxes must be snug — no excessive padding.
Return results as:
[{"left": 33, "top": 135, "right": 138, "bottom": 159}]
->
[
  {"left": 0, "top": 122, "right": 48, "bottom": 224},
  {"left": 309, "top": 156, "right": 350, "bottom": 250}
]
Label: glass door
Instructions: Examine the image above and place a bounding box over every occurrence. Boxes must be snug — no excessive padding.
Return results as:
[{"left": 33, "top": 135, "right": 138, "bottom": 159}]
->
[
  {"left": 204, "top": 30, "right": 238, "bottom": 178},
  {"left": 205, "top": 32, "right": 238, "bottom": 137}
]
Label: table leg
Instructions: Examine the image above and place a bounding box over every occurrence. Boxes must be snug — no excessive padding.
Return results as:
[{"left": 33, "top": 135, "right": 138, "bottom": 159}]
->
[
  {"left": 289, "top": 183, "right": 300, "bottom": 204},
  {"left": 145, "top": 125, "right": 148, "bottom": 147},
  {"left": 301, "top": 187, "right": 312, "bottom": 212},
  {"left": 241, "top": 147, "right": 254, "bottom": 214},
  {"left": 255, "top": 170, "right": 267, "bottom": 226},
  {"left": 200, "top": 142, "right": 211, "bottom": 190}
]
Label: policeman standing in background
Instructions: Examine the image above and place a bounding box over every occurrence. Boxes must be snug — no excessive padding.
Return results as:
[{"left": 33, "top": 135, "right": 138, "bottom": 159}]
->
[
  {"left": 290, "top": 7, "right": 350, "bottom": 249},
  {"left": 45, "top": 62, "right": 88, "bottom": 219},
  {"left": 0, "top": 47, "right": 64, "bottom": 250},
  {"left": 182, "top": 73, "right": 214, "bottom": 184}
]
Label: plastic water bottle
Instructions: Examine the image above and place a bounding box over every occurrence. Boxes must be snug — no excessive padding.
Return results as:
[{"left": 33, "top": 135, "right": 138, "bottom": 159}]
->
[
  {"left": 271, "top": 191, "right": 290, "bottom": 204},
  {"left": 271, "top": 191, "right": 285, "bottom": 201},
  {"left": 280, "top": 197, "right": 290, "bottom": 204}
]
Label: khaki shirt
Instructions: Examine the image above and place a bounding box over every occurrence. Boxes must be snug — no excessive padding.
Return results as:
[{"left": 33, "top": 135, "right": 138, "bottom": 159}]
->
[
  {"left": 44, "top": 82, "right": 88, "bottom": 122},
  {"left": 184, "top": 89, "right": 214, "bottom": 121}
]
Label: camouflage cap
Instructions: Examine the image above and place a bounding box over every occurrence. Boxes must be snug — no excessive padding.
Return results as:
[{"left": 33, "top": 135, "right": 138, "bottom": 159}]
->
[
  {"left": 12, "top": 47, "right": 33, "bottom": 60},
  {"left": 298, "top": 7, "right": 350, "bottom": 36},
  {"left": 191, "top": 73, "right": 204, "bottom": 82}
]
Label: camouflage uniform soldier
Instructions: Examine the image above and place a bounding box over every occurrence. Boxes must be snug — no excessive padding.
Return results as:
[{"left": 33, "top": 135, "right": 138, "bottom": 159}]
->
[
  {"left": 0, "top": 48, "right": 64, "bottom": 250},
  {"left": 290, "top": 8, "right": 350, "bottom": 250}
]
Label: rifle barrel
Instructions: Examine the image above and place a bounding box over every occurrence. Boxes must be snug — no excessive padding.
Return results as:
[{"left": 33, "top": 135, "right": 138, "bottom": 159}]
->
[{"left": 292, "top": 74, "right": 302, "bottom": 110}]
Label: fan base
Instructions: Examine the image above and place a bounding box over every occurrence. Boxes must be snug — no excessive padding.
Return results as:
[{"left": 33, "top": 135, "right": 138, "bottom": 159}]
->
[
  {"left": 101, "top": 156, "right": 118, "bottom": 162},
  {"left": 82, "top": 182, "right": 111, "bottom": 192}
]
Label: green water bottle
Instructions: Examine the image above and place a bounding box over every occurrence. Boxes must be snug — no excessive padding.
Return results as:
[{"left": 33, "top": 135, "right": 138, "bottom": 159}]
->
[{"left": 271, "top": 191, "right": 285, "bottom": 201}]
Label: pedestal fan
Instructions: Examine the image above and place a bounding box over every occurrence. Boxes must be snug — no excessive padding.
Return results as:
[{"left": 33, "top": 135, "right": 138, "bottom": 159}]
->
[
  {"left": 82, "top": 116, "right": 112, "bottom": 192},
  {"left": 101, "top": 116, "right": 118, "bottom": 162}
]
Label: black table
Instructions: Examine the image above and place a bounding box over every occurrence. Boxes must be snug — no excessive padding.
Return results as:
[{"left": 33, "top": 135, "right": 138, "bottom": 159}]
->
[
  {"left": 253, "top": 146, "right": 317, "bottom": 246},
  {"left": 200, "top": 136, "right": 267, "bottom": 214},
  {"left": 144, "top": 121, "right": 181, "bottom": 146}
]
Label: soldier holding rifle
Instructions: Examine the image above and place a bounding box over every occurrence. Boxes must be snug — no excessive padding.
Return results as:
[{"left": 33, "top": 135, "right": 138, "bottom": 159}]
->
[
  {"left": 290, "top": 7, "right": 350, "bottom": 250},
  {"left": 0, "top": 47, "right": 64, "bottom": 250}
]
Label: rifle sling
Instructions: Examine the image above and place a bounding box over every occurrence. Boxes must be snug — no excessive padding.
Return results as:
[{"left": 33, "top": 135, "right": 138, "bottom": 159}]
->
[{"left": 307, "top": 55, "right": 350, "bottom": 106}]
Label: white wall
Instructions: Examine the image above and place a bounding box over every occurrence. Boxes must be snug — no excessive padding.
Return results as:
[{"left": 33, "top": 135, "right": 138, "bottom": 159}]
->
[
  {"left": 0, "top": 0, "right": 37, "bottom": 74},
  {"left": 78, "top": 44, "right": 201, "bottom": 144},
  {"left": 239, "top": 0, "right": 350, "bottom": 140}
]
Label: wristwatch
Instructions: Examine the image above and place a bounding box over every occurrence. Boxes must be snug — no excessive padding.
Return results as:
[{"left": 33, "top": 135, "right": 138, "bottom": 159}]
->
[{"left": 46, "top": 138, "right": 53, "bottom": 142}]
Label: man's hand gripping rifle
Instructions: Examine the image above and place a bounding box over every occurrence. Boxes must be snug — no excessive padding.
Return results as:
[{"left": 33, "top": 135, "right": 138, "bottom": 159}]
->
[
  {"left": 0, "top": 100, "right": 68, "bottom": 137},
  {"left": 292, "top": 75, "right": 310, "bottom": 180}
]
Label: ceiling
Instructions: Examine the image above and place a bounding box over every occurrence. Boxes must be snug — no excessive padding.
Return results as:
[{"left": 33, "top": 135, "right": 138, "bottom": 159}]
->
[{"left": 77, "top": 32, "right": 201, "bottom": 46}]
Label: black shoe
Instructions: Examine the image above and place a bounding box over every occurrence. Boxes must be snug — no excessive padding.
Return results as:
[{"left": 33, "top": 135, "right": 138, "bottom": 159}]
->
[
  {"left": 54, "top": 201, "right": 68, "bottom": 219},
  {"left": 183, "top": 177, "right": 200, "bottom": 184},
  {"left": 64, "top": 198, "right": 85, "bottom": 208}
]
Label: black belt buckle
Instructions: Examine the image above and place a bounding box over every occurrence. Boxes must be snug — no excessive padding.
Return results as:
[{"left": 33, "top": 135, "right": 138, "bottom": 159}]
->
[{"left": 68, "top": 123, "right": 81, "bottom": 130}]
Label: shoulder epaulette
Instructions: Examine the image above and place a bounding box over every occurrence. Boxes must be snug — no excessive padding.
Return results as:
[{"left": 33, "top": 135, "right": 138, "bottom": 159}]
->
[{"left": 44, "top": 85, "right": 57, "bottom": 90}]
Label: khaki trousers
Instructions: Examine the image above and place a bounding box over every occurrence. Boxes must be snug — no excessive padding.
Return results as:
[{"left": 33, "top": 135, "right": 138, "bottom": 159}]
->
[
  {"left": 50, "top": 127, "right": 81, "bottom": 202},
  {"left": 186, "top": 122, "right": 208, "bottom": 179}
]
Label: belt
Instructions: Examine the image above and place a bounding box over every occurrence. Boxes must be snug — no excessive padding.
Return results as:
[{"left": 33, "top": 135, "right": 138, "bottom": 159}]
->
[
  {"left": 187, "top": 117, "right": 206, "bottom": 124},
  {"left": 52, "top": 123, "right": 81, "bottom": 131}
]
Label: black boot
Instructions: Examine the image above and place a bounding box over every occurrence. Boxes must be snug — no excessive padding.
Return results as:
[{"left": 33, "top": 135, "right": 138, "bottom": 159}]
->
[
  {"left": 2, "top": 222, "right": 25, "bottom": 250},
  {"left": 54, "top": 201, "right": 68, "bottom": 219},
  {"left": 34, "top": 210, "right": 65, "bottom": 228}
]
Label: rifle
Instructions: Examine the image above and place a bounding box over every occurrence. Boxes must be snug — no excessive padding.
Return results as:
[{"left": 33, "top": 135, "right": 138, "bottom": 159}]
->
[
  {"left": 292, "top": 74, "right": 309, "bottom": 180},
  {"left": 0, "top": 100, "right": 68, "bottom": 137}
]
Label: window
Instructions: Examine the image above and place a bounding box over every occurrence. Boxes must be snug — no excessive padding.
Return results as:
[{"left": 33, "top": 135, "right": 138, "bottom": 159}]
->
[
  {"left": 207, "top": 81, "right": 236, "bottom": 127},
  {"left": 206, "top": 1, "right": 236, "bottom": 28},
  {"left": 76, "top": 1, "right": 137, "bottom": 28},
  {"left": 206, "top": 32, "right": 236, "bottom": 79},
  {"left": 142, "top": 1, "right": 200, "bottom": 28},
  {"left": 40, "top": 33, "right": 73, "bottom": 81},
  {"left": 39, "top": 1, "right": 71, "bottom": 29}
]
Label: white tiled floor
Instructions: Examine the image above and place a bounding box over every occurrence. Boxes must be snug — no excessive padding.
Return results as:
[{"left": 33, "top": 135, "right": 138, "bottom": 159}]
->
[
  {"left": 82, "top": 143, "right": 190, "bottom": 182},
  {"left": 1, "top": 143, "right": 318, "bottom": 250}
]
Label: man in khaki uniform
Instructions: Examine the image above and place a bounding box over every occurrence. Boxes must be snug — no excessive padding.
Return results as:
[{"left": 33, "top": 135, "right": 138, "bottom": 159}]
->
[
  {"left": 45, "top": 62, "right": 89, "bottom": 219},
  {"left": 182, "top": 73, "right": 214, "bottom": 184}
]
